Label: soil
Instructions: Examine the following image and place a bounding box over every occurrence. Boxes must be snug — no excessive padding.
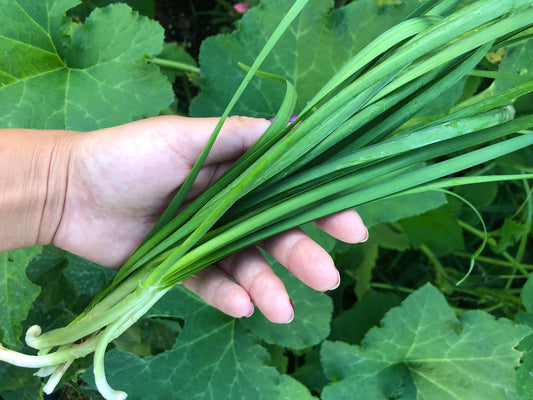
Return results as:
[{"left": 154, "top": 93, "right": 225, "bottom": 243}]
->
[
  {"left": 154, "top": 0, "right": 238, "bottom": 59},
  {"left": 153, "top": 0, "right": 242, "bottom": 114}
]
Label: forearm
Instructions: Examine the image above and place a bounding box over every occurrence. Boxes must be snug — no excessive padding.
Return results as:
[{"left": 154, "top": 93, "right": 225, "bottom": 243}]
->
[{"left": 0, "top": 129, "right": 73, "bottom": 252}]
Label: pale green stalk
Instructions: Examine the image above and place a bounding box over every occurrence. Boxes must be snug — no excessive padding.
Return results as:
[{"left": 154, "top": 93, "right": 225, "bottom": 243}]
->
[
  {"left": 42, "top": 360, "right": 72, "bottom": 394},
  {"left": 93, "top": 288, "right": 169, "bottom": 400},
  {"left": 0, "top": 334, "right": 101, "bottom": 368},
  {"left": 267, "top": 107, "right": 514, "bottom": 198},
  {"left": 27, "top": 285, "right": 168, "bottom": 349},
  {"left": 159, "top": 125, "right": 533, "bottom": 284}
]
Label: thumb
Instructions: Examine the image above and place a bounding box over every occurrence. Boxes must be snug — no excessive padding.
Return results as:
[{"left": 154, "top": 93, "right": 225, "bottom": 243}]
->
[{"left": 161, "top": 115, "right": 271, "bottom": 166}]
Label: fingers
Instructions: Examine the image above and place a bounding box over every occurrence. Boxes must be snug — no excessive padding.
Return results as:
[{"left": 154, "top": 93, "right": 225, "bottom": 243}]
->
[
  {"left": 183, "top": 248, "right": 293, "bottom": 324},
  {"left": 182, "top": 211, "right": 368, "bottom": 324},
  {"left": 186, "top": 227, "right": 338, "bottom": 324},
  {"left": 183, "top": 231, "right": 334, "bottom": 324},
  {"left": 219, "top": 248, "right": 294, "bottom": 324},
  {"left": 314, "top": 209, "right": 368, "bottom": 243},
  {"left": 182, "top": 266, "right": 256, "bottom": 319},
  {"left": 259, "top": 228, "right": 340, "bottom": 292},
  {"left": 251, "top": 210, "right": 367, "bottom": 295}
]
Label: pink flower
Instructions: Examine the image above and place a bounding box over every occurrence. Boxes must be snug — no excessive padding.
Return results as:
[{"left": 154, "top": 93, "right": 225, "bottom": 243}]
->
[{"left": 233, "top": 2, "right": 250, "bottom": 14}]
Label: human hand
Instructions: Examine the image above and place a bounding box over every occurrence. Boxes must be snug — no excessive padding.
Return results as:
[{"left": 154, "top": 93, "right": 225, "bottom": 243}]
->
[{"left": 52, "top": 116, "right": 368, "bottom": 323}]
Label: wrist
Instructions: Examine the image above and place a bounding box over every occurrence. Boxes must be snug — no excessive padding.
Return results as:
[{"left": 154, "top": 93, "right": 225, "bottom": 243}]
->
[{"left": 0, "top": 130, "right": 74, "bottom": 251}]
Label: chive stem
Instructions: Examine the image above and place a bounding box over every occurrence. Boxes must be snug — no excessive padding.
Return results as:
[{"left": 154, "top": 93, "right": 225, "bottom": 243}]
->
[{"left": 150, "top": 58, "right": 201, "bottom": 74}]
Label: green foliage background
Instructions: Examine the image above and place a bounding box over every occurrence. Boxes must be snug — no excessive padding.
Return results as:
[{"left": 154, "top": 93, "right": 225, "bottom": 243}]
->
[{"left": 1, "top": 0, "right": 532, "bottom": 399}]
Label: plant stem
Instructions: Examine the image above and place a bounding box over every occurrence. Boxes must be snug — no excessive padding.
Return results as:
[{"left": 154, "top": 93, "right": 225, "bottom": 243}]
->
[
  {"left": 504, "top": 179, "right": 533, "bottom": 289},
  {"left": 151, "top": 58, "right": 201, "bottom": 74},
  {"left": 0, "top": 335, "right": 100, "bottom": 368},
  {"left": 98, "top": 288, "right": 168, "bottom": 399},
  {"left": 467, "top": 70, "right": 532, "bottom": 83},
  {"left": 419, "top": 244, "right": 451, "bottom": 289},
  {"left": 27, "top": 284, "right": 164, "bottom": 350},
  {"left": 458, "top": 220, "right": 530, "bottom": 276},
  {"left": 370, "top": 282, "right": 416, "bottom": 294},
  {"left": 478, "top": 302, "right": 505, "bottom": 313},
  {"left": 453, "top": 251, "right": 533, "bottom": 270}
]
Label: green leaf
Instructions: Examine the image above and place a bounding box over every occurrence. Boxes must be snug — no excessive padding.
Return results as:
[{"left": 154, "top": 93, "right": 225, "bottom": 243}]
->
[
  {"left": 417, "top": 77, "right": 469, "bottom": 116},
  {"left": 369, "top": 223, "right": 410, "bottom": 251},
  {"left": 515, "top": 274, "right": 533, "bottom": 397},
  {"left": 356, "top": 191, "right": 448, "bottom": 228},
  {"left": 113, "top": 318, "right": 181, "bottom": 357},
  {"left": 190, "top": 0, "right": 427, "bottom": 118},
  {"left": 243, "top": 256, "right": 333, "bottom": 349},
  {"left": 0, "top": 247, "right": 41, "bottom": 347},
  {"left": 62, "top": 252, "right": 115, "bottom": 298},
  {"left": 26, "top": 246, "right": 78, "bottom": 313},
  {"left": 454, "top": 181, "right": 498, "bottom": 209},
  {"left": 492, "top": 218, "right": 527, "bottom": 254},
  {"left": 83, "top": 287, "right": 281, "bottom": 399},
  {"left": 0, "top": 0, "right": 80, "bottom": 60},
  {"left": 399, "top": 204, "right": 465, "bottom": 256},
  {"left": 157, "top": 41, "right": 198, "bottom": 83},
  {"left": 321, "top": 284, "right": 531, "bottom": 400},
  {"left": 292, "top": 347, "right": 329, "bottom": 393},
  {"left": 278, "top": 374, "right": 317, "bottom": 400},
  {"left": 264, "top": 343, "right": 289, "bottom": 373},
  {"left": 521, "top": 273, "right": 533, "bottom": 314},
  {"left": 0, "top": 364, "right": 42, "bottom": 400},
  {"left": 330, "top": 290, "right": 401, "bottom": 345},
  {"left": 334, "top": 241, "right": 379, "bottom": 300},
  {"left": 0, "top": 2, "right": 173, "bottom": 130},
  {"left": 516, "top": 333, "right": 533, "bottom": 398},
  {"left": 0, "top": 253, "right": 44, "bottom": 399},
  {"left": 25, "top": 246, "right": 112, "bottom": 329},
  {"left": 141, "top": 284, "right": 188, "bottom": 319},
  {"left": 494, "top": 38, "right": 533, "bottom": 115},
  {"left": 69, "top": 0, "right": 155, "bottom": 20}
]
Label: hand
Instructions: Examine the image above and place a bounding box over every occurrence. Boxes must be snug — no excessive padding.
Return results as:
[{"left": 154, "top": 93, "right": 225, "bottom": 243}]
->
[{"left": 53, "top": 116, "right": 368, "bottom": 323}]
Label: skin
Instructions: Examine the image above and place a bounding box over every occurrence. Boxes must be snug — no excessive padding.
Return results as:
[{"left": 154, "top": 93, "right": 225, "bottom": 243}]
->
[{"left": 0, "top": 115, "right": 368, "bottom": 324}]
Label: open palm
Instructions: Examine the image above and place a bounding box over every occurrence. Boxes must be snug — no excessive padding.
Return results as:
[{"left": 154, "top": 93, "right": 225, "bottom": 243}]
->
[{"left": 53, "top": 116, "right": 368, "bottom": 323}]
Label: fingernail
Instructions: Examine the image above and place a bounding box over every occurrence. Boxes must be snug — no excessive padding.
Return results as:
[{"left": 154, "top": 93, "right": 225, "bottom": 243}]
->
[
  {"left": 244, "top": 302, "right": 255, "bottom": 318},
  {"left": 285, "top": 300, "right": 295, "bottom": 324},
  {"left": 330, "top": 270, "right": 341, "bottom": 291},
  {"left": 268, "top": 114, "right": 299, "bottom": 123},
  {"left": 360, "top": 227, "right": 369, "bottom": 243}
]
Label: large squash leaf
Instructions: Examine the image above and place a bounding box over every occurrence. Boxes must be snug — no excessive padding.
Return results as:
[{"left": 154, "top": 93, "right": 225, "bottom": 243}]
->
[
  {"left": 321, "top": 284, "right": 530, "bottom": 400},
  {"left": 515, "top": 274, "right": 533, "bottom": 398},
  {"left": 0, "top": 1, "right": 173, "bottom": 130},
  {"left": 83, "top": 286, "right": 282, "bottom": 400},
  {"left": 242, "top": 255, "right": 333, "bottom": 350},
  {"left": 0, "top": 247, "right": 41, "bottom": 348},
  {"left": 190, "top": 0, "right": 428, "bottom": 118},
  {"left": 493, "top": 37, "right": 533, "bottom": 116},
  {"left": 83, "top": 254, "right": 334, "bottom": 399},
  {"left": 0, "top": 363, "right": 42, "bottom": 400}
]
